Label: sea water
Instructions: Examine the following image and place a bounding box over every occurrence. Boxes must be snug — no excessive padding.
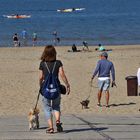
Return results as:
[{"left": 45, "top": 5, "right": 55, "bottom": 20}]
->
[{"left": 0, "top": 0, "right": 140, "bottom": 47}]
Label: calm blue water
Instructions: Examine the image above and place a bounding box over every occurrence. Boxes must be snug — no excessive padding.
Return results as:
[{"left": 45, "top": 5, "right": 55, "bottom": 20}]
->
[{"left": 0, "top": 0, "right": 140, "bottom": 47}]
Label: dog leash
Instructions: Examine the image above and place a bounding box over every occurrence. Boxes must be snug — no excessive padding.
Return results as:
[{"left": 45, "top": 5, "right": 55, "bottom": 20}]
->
[
  {"left": 34, "top": 91, "right": 41, "bottom": 111},
  {"left": 85, "top": 82, "right": 95, "bottom": 100},
  {"left": 86, "top": 80, "right": 117, "bottom": 101},
  {"left": 85, "top": 80, "right": 99, "bottom": 100}
]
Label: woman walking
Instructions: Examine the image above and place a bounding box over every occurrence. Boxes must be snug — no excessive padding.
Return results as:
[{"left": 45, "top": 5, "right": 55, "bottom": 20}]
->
[{"left": 39, "top": 45, "right": 70, "bottom": 133}]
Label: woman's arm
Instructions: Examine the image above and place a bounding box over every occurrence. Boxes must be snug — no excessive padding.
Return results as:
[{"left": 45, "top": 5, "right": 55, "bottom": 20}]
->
[
  {"left": 39, "top": 70, "right": 44, "bottom": 87},
  {"left": 59, "top": 66, "right": 70, "bottom": 95}
]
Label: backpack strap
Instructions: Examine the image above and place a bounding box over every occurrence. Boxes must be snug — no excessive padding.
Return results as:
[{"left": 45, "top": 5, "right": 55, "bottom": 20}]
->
[
  {"left": 45, "top": 61, "right": 57, "bottom": 74},
  {"left": 52, "top": 62, "right": 57, "bottom": 74}
]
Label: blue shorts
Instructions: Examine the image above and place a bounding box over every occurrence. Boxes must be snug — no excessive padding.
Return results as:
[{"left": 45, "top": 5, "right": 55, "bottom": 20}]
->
[
  {"left": 42, "top": 95, "right": 61, "bottom": 120},
  {"left": 98, "top": 79, "right": 110, "bottom": 91}
]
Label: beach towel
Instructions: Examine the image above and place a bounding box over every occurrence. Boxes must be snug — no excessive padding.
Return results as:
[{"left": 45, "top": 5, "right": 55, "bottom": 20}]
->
[{"left": 137, "top": 68, "right": 140, "bottom": 86}]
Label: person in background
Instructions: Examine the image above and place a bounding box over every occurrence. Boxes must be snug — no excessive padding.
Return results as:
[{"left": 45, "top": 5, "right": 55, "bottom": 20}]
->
[
  {"left": 98, "top": 44, "right": 105, "bottom": 51},
  {"left": 72, "top": 44, "right": 77, "bottom": 52},
  {"left": 32, "top": 32, "right": 37, "bottom": 46},
  {"left": 39, "top": 45, "right": 70, "bottom": 133},
  {"left": 21, "top": 29, "right": 27, "bottom": 46},
  {"left": 82, "top": 41, "right": 89, "bottom": 51},
  {"left": 13, "top": 33, "right": 20, "bottom": 47},
  {"left": 56, "top": 37, "right": 60, "bottom": 44},
  {"left": 53, "top": 31, "right": 57, "bottom": 37},
  {"left": 137, "top": 68, "right": 140, "bottom": 94},
  {"left": 95, "top": 44, "right": 105, "bottom": 51},
  {"left": 91, "top": 52, "right": 115, "bottom": 107},
  {"left": 53, "top": 31, "right": 57, "bottom": 45},
  {"left": 53, "top": 31, "right": 60, "bottom": 46}
]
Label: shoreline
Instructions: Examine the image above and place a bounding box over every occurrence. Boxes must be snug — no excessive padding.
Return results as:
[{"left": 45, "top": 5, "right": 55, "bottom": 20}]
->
[{"left": 0, "top": 44, "right": 140, "bottom": 48}]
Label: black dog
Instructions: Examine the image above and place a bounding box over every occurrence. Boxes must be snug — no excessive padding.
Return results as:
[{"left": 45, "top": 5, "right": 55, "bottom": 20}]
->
[{"left": 80, "top": 99, "right": 90, "bottom": 109}]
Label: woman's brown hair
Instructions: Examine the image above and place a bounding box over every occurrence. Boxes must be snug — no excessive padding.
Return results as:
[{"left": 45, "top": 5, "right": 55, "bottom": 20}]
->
[{"left": 41, "top": 45, "right": 56, "bottom": 61}]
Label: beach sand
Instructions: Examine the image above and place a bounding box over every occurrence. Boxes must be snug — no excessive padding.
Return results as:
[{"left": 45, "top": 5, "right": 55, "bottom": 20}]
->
[{"left": 0, "top": 45, "right": 140, "bottom": 117}]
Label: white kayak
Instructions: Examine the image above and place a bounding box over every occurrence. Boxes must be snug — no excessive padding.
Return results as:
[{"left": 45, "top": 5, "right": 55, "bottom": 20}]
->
[
  {"left": 3, "top": 15, "right": 31, "bottom": 19},
  {"left": 75, "top": 8, "right": 85, "bottom": 11},
  {"left": 57, "top": 9, "right": 73, "bottom": 12},
  {"left": 57, "top": 8, "right": 85, "bottom": 12}
]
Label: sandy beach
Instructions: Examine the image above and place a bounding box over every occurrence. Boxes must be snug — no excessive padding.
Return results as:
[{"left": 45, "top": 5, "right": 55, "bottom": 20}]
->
[{"left": 0, "top": 45, "right": 140, "bottom": 117}]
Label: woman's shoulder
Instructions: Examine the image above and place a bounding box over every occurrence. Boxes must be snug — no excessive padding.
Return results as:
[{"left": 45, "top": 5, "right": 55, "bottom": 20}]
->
[
  {"left": 40, "top": 60, "right": 45, "bottom": 65},
  {"left": 40, "top": 60, "right": 63, "bottom": 65},
  {"left": 56, "top": 60, "right": 63, "bottom": 66},
  {"left": 56, "top": 59, "right": 62, "bottom": 63}
]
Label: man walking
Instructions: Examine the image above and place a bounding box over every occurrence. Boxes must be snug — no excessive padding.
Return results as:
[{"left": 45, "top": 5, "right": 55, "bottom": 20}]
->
[{"left": 91, "top": 52, "right": 115, "bottom": 107}]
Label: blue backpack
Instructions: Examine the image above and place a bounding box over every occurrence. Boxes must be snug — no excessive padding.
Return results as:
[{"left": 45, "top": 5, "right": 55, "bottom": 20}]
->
[{"left": 41, "top": 61, "right": 60, "bottom": 100}]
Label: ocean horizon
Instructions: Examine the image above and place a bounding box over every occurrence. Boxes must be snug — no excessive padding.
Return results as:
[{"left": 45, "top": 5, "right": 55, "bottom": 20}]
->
[{"left": 0, "top": 0, "right": 140, "bottom": 47}]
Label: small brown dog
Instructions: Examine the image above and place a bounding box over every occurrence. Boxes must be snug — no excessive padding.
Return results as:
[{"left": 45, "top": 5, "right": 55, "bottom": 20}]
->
[
  {"left": 80, "top": 99, "right": 90, "bottom": 109},
  {"left": 28, "top": 108, "right": 39, "bottom": 130}
]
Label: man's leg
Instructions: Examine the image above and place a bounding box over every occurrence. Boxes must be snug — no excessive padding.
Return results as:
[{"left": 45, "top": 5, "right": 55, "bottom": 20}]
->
[
  {"left": 105, "top": 90, "right": 110, "bottom": 107},
  {"left": 98, "top": 90, "right": 102, "bottom": 106}
]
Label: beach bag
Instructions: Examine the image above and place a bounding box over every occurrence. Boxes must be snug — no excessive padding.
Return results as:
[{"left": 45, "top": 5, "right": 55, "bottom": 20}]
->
[{"left": 41, "top": 61, "right": 60, "bottom": 100}]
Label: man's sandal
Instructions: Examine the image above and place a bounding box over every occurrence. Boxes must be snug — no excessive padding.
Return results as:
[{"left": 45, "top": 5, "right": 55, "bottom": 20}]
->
[
  {"left": 106, "top": 105, "right": 110, "bottom": 108},
  {"left": 56, "top": 120, "right": 63, "bottom": 132},
  {"left": 46, "top": 128, "right": 54, "bottom": 134},
  {"left": 97, "top": 103, "right": 102, "bottom": 107}
]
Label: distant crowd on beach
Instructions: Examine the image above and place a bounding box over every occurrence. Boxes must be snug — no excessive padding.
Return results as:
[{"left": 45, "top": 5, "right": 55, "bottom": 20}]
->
[
  {"left": 13, "top": 29, "right": 37, "bottom": 47},
  {"left": 69, "top": 42, "right": 112, "bottom": 52},
  {"left": 12, "top": 29, "right": 111, "bottom": 51},
  {"left": 13, "top": 30, "right": 61, "bottom": 47}
]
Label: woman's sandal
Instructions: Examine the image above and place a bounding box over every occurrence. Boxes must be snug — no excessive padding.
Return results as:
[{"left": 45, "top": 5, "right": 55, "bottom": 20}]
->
[
  {"left": 56, "top": 120, "right": 63, "bottom": 132},
  {"left": 46, "top": 128, "right": 54, "bottom": 134}
]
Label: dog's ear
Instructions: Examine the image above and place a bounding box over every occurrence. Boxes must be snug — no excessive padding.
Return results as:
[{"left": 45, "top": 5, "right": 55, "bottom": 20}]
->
[
  {"left": 28, "top": 111, "right": 32, "bottom": 116},
  {"left": 28, "top": 108, "right": 34, "bottom": 116}
]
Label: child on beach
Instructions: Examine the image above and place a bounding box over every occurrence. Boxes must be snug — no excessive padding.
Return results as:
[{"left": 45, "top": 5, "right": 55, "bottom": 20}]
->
[{"left": 39, "top": 45, "right": 70, "bottom": 133}]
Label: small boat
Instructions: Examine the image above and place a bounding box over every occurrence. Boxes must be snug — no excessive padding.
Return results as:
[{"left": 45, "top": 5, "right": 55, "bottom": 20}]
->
[
  {"left": 3, "top": 14, "right": 31, "bottom": 19},
  {"left": 75, "top": 8, "right": 85, "bottom": 11},
  {"left": 57, "top": 8, "right": 85, "bottom": 13},
  {"left": 57, "top": 9, "right": 74, "bottom": 12}
]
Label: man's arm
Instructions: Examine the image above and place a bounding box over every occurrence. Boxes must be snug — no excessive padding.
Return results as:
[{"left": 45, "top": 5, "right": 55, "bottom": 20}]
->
[
  {"left": 111, "top": 63, "right": 115, "bottom": 81},
  {"left": 91, "top": 61, "right": 100, "bottom": 79}
]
